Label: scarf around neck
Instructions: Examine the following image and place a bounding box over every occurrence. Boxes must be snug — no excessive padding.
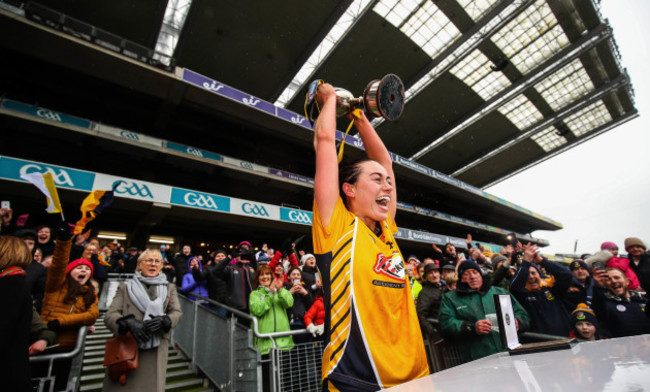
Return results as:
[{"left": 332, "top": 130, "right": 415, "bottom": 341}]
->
[
  {"left": 126, "top": 271, "right": 168, "bottom": 349},
  {"left": 0, "top": 266, "right": 26, "bottom": 278}
]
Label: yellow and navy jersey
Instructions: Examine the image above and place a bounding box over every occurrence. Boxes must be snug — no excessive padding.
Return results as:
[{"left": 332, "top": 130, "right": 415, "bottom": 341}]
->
[{"left": 312, "top": 197, "right": 428, "bottom": 391}]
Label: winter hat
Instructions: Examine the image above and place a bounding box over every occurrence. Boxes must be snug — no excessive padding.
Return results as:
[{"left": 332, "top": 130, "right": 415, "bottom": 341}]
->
[
  {"left": 585, "top": 250, "right": 613, "bottom": 268},
  {"left": 569, "top": 259, "right": 589, "bottom": 272},
  {"left": 66, "top": 258, "right": 94, "bottom": 278},
  {"left": 215, "top": 249, "right": 227, "bottom": 256},
  {"left": 492, "top": 254, "right": 507, "bottom": 266},
  {"left": 258, "top": 254, "right": 271, "bottom": 263},
  {"left": 571, "top": 303, "right": 599, "bottom": 329},
  {"left": 457, "top": 260, "right": 482, "bottom": 279},
  {"left": 600, "top": 241, "right": 618, "bottom": 251},
  {"left": 238, "top": 241, "right": 252, "bottom": 249},
  {"left": 423, "top": 263, "right": 440, "bottom": 276},
  {"left": 441, "top": 264, "right": 456, "bottom": 271},
  {"left": 300, "top": 253, "right": 315, "bottom": 264},
  {"left": 187, "top": 257, "right": 201, "bottom": 270},
  {"left": 407, "top": 255, "right": 420, "bottom": 264},
  {"left": 624, "top": 237, "right": 646, "bottom": 251}
]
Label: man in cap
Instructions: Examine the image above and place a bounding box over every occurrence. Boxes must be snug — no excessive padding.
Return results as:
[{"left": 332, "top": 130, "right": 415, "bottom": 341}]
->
[
  {"left": 564, "top": 259, "right": 597, "bottom": 313},
  {"left": 625, "top": 237, "right": 650, "bottom": 291},
  {"left": 439, "top": 260, "right": 529, "bottom": 362}
]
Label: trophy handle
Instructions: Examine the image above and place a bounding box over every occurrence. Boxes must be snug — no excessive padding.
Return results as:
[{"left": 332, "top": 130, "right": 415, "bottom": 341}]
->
[{"left": 363, "top": 74, "right": 405, "bottom": 121}]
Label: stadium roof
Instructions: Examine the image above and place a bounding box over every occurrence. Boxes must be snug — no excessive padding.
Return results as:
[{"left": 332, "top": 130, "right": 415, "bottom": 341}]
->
[{"left": 0, "top": 0, "right": 637, "bottom": 251}]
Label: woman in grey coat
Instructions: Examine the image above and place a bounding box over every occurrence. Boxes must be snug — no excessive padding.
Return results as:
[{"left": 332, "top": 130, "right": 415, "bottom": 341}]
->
[{"left": 103, "top": 248, "right": 182, "bottom": 391}]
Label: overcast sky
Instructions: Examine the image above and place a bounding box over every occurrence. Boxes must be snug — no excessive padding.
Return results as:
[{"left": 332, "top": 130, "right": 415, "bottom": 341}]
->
[{"left": 485, "top": 0, "right": 650, "bottom": 256}]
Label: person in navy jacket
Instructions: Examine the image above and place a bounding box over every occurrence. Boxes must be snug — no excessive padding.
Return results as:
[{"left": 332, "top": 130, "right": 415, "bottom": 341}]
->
[{"left": 510, "top": 243, "right": 573, "bottom": 337}]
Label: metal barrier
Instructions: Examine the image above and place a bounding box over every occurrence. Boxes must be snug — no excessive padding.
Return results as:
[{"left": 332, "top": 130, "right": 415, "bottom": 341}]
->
[
  {"left": 29, "top": 326, "right": 88, "bottom": 392},
  {"left": 174, "top": 291, "right": 319, "bottom": 392},
  {"left": 424, "top": 318, "right": 568, "bottom": 373}
]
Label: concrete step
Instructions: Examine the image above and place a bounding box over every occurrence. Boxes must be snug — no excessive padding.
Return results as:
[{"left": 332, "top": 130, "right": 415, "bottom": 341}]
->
[
  {"left": 80, "top": 367, "right": 196, "bottom": 383},
  {"left": 81, "top": 359, "right": 190, "bottom": 374},
  {"left": 79, "top": 377, "right": 206, "bottom": 392}
]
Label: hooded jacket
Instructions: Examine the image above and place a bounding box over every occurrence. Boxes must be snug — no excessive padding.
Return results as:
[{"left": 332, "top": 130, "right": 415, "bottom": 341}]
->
[
  {"left": 40, "top": 240, "right": 99, "bottom": 349},
  {"left": 510, "top": 259, "right": 572, "bottom": 337},
  {"left": 439, "top": 278, "right": 529, "bottom": 362},
  {"left": 182, "top": 258, "right": 209, "bottom": 300},
  {"left": 249, "top": 285, "right": 294, "bottom": 355},
  {"left": 208, "top": 255, "right": 255, "bottom": 311}
]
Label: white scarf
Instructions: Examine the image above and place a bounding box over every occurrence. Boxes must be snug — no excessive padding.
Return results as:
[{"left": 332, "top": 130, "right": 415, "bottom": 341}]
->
[{"left": 126, "top": 271, "right": 168, "bottom": 349}]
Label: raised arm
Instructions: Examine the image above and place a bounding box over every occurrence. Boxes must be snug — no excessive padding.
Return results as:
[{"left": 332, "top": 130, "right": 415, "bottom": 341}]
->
[
  {"left": 313, "top": 83, "right": 340, "bottom": 227},
  {"left": 353, "top": 111, "right": 397, "bottom": 219}
]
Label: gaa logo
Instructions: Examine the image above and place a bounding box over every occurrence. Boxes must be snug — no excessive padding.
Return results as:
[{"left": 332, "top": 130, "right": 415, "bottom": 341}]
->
[
  {"left": 186, "top": 147, "right": 204, "bottom": 158},
  {"left": 113, "top": 180, "right": 153, "bottom": 198},
  {"left": 240, "top": 161, "right": 254, "bottom": 170},
  {"left": 19, "top": 164, "right": 74, "bottom": 186},
  {"left": 184, "top": 192, "right": 218, "bottom": 210},
  {"left": 288, "top": 210, "right": 311, "bottom": 224},
  {"left": 36, "top": 109, "right": 62, "bottom": 122},
  {"left": 120, "top": 131, "right": 140, "bottom": 141},
  {"left": 242, "top": 203, "right": 269, "bottom": 217},
  {"left": 291, "top": 115, "right": 305, "bottom": 125}
]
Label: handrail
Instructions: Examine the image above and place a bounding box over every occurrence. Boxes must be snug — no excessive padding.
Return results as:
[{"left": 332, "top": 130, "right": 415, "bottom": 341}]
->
[
  {"left": 29, "top": 326, "right": 88, "bottom": 363},
  {"left": 184, "top": 292, "right": 310, "bottom": 349}
]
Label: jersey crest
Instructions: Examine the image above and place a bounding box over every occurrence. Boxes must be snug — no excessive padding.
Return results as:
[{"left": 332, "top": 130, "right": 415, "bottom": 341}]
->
[{"left": 373, "top": 251, "right": 405, "bottom": 281}]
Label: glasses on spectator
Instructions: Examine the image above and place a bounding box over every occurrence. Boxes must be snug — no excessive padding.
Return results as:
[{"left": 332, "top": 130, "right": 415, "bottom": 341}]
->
[{"left": 143, "top": 258, "right": 163, "bottom": 265}]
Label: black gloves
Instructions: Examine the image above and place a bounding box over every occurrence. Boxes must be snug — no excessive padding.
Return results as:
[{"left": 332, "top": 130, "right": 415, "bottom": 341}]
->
[
  {"left": 144, "top": 315, "right": 172, "bottom": 333},
  {"left": 55, "top": 221, "right": 72, "bottom": 241},
  {"left": 117, "top": 315, "right": 151, "bottom": 344},
  {"left": 47, "top": 319, "right": 60, "bottom": 332},
  {"left": 239, "top": 249, "right": 256, "bottom": 263},
  {"left": 279, "top": 237, "right": 293, "bottom": 255}
]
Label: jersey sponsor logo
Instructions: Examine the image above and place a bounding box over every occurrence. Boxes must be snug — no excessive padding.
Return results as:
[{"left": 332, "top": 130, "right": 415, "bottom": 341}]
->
[
  {"left": 372, "top": 252, "right": 405, "bottom": 281},
  {"left": 372, "top": 280, "right": 405, "bottom": 289}
]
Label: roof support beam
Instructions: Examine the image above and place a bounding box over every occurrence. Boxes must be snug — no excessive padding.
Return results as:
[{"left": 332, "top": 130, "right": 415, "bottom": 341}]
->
[
  {"left": 451, "top": 72, "right": 630, "bottom": 176},
  {"left": 410, "top": 22, "right": 612, "bottom": 160},
  {"left": 371, "top": 0, "right": 532, "bottom": 129},
  {"left": 480, "top": 108, "right": 639, "bottom": 189}
]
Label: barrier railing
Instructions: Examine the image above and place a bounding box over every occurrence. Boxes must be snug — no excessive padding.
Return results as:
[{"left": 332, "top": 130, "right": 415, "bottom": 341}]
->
[{"left": 29, "top": 326, "right": 88, "bottom": 392}]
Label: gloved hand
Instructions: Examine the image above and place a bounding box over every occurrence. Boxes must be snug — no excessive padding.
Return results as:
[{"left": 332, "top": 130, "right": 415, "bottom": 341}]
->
[
  {"left": 117, "top": 315, "right": 151, "bottom": 344},
  {"left": 306, "top": 323, "right": 318, "bottom": 337},
  {"left": 315, "top": 324, "right": 324, "bottom": 336},
  {"left": 47, "top": 319, "right": 60, "bottom": 332},
  {"left": 55, "top": 221, "right": 72, "bottom": 241},
  {"left": 144, "top": 315, "right": 172, "bottom": 333}
]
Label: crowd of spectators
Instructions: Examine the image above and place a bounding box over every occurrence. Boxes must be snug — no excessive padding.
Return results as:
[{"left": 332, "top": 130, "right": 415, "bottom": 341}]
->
[{"left": 2, "top": 201, "right": 650, "bottom": 388}]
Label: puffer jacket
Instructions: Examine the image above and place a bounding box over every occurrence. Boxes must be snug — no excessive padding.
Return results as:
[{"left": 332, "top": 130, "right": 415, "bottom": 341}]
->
[
  {"left": 249, "top": 285, "right": 294, "bottom": 355},
  {"left": 40, "top": 240, "right": 99, "bottom": 349},
  {"left": 304, "top": 296, "right": 325, "bottom": 326},
  {"left": 182, "top": 258, "right": 209, "bottom": 300},
  {"left": 439, "top": 282, "right": 529, "bottom": 362}
]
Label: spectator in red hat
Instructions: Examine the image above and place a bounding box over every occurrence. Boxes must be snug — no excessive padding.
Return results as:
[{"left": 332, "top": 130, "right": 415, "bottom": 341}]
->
[{"left": 39, "top": 223, "right": 99, "bottom": 391}]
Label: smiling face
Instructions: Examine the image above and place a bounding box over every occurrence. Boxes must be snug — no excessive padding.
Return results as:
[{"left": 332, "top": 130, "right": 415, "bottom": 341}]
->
[
  {"left": 258, "top": 271, "right": 272, "bottom": 288},
  {"left": 289, "top": 269, "right": 302, "bottom": 282},
  {"left": 33, "top": 248, "right": 42, "bottom": 263},
  {"left": 575, "top": 321, "right": 596, "bottom": 340},
  {"left": 527, "top": 266, "right": 542, "bottom": 290},
  {"left": 607, "top": 269, "right": 629, "bottom": 297},
  {"left": 572, "top": 267, "right": 589, "bottom": 282},
  {"left": 70, "top": 264, "right": 92, "bottom": 285},
  {"left": 445, "top": 244, "right": 456, "bottom": 258},
  {"left": 628, "top": 245, "right": 645, "bottom": 258},
  {"left": 37, "top": 227, "right": 50, "bottom": 243},
  {"left": 426, "top": 269, "right": 441, "bottom": 284},
  {"left": 182, "top": 245, "right": 191, "bottom": 256},
  {"left": 461, "top": 269, "right": 482, "bottom": 290},
  {"left": 343, "top": 161, "right": 393, "bottom": 230},
  {"left": 274, "top": 265, "right": 284, "bottom": 276}
]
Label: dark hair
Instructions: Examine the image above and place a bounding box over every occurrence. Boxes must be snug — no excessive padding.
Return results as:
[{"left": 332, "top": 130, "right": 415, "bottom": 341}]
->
[
  {"left": 64, "top": 275, "right": 96, "bottom": 309},
  {"left": 287, "top": 266, "right": 301, "bottom": 278},
  {"left": 254, "top": 265, "right": 273, "bottom": 289},
  {"left": 338, "top": 159, "right": 375, "bottom": 208}
]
